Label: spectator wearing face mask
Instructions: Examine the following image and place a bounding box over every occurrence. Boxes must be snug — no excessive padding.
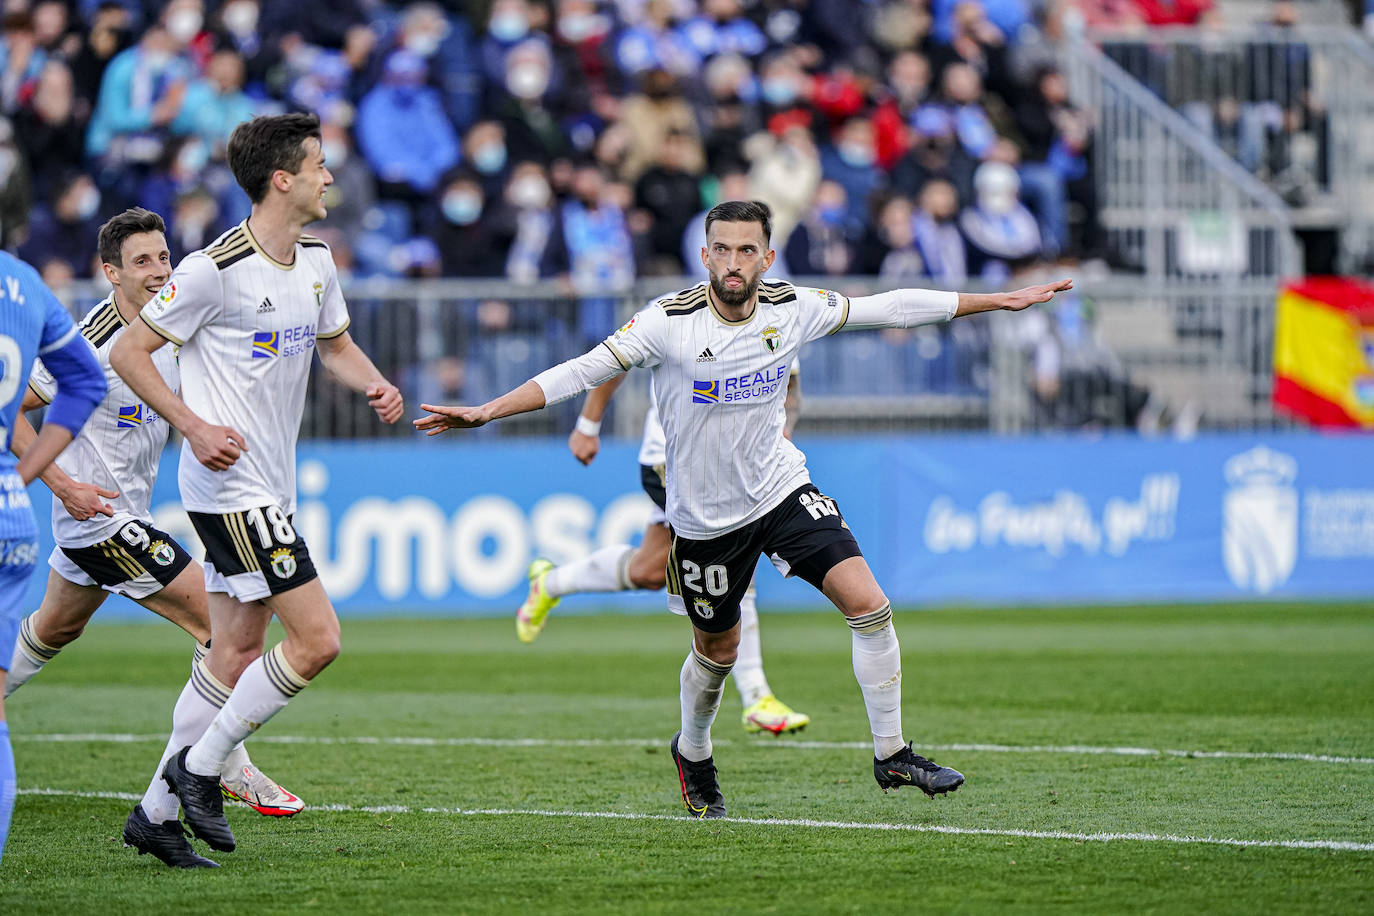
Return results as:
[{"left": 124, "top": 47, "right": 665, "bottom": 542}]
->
[
  {"left": 480, "top": 0, "right": 550, "bottom": 89},
  {"left": 676, "top": 0, "right": 767, "bottom": 61},
  {"left": 211, "top": 0, "right": 274, "bottom": 90},
  {"left": 552, "top": 0, "right": 618, "bottom": 102},
  {"left": 490, "top": 38, "right": 570, "bottom": 165},
  {"left": 488, "top": 161, "right": 568, "bottom": 284},
  {"left": 461, "top": 120, "right": 512, "bottom": 198},
  {"left": 614, "top": 0, "right": 701, "bottom": 80},
  {"left": 356, "top": 49, "right": 461, "bottom": 209},
  {"left": 18, "top": 171, "right": 102, "bottom": 277},
  {"left": 85, "top": 25, "right": 191, "bottom": 167},
  {"left": 560, "top": 161, "right": 634, "bottom": 345},
  {"left": 819, "top": 116, "right": 887, "bottom": 231},
  {"left": 959, "top": 160, "right": 1041, "bottom": 284},
  {"left": 784, "top": 179, "right": 858, "bottom": 277},
  {"left": 433, "top": 171, "right": 505, "bottom": 277},
  {"left": 858, "top": 194, "right": 928, "bottom": 281}
]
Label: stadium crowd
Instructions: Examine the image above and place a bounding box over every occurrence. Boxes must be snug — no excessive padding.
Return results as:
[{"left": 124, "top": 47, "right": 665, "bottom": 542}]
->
[{"left": 0, "top": 0, "right": 1115, "bottom": 292}]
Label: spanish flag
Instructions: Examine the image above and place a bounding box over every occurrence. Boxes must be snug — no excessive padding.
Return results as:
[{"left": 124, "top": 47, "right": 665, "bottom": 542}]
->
[{"left": 1273, "top": 278, "right": 1374, "bottom": 428}]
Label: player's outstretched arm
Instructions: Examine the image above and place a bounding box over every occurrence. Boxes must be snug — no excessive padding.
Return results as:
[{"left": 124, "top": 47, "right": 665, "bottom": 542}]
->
[
  {"left": 316, "top": 331, "right": 403, "bottom": 423},
  {"left": 414, "top": 379, "right": 548, "bottom": 436},
  {"left": 569, "top": 373, "right": 628, "bottom": 465},
  {"left": 11, "top": 391, "right": 117, "bottom": 519},
  {"left": 111, "top": 320, "right": 247, "bottom": 471},
  {"left": 954, "top": 278, "right": 1074, "bottom": 317}
]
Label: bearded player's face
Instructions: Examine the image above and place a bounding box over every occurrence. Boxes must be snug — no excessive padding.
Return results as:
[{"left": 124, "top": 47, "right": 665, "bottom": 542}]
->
[{"left": 703, "top": 220, "right": 773, "bottom": 309}]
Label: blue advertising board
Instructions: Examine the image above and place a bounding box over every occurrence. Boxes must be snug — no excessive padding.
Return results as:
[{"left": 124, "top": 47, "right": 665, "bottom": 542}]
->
[{"left": 23, "top": 432, "right": 1374, "bottom": 617}]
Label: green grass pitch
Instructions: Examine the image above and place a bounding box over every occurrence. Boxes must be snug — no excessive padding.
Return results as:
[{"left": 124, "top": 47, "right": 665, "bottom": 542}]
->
[{"left": 1, "top": 602, "right": 1371, "bottom": 913}]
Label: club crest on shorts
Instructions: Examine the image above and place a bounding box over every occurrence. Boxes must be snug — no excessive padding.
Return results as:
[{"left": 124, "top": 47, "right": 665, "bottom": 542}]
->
[
  {"left": 147, "top": 539, "right": 175, "bottom": 566},
  {"left": 692, "top": 597, "right": 715, "bottom": 620},
  {"left": 761, "top": 326, "right": 781, "bottom": 353},
  {"left": 269, "top": 547, "right": 297, "bottom": 579}
]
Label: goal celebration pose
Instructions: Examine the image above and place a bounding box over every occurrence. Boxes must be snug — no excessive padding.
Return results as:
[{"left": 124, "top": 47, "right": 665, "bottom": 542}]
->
[{"left": 417, "top": 199, "right": 1072, "bottom": 817}]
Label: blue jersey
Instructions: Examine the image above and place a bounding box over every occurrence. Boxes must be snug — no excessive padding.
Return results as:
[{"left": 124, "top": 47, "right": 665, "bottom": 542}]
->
[{"left": 0, "top": 252, "right": 84, "bottom": 540}]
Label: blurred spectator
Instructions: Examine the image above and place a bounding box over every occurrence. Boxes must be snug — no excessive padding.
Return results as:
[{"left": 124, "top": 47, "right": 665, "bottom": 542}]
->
[
  {"left": 167, "top": 187, "right": 221, "bottom": 255},
  {"left": 1013, "top": 64, "right": 1092, "bottom": 258},
  {"left": 490, "top": 160, "right": 568, "bottom": 283},
  {"left": 859, "top": 194, "right": 928, "bottom": 281},
  {"left": 491, "top": 38, "right": 570, "bottom": 164},
  {"left": 13, "top": 59, "right": 84, "bottom": 199},
  {"left": 819, "top": 116, "right": 886, "bottom": 230},
  {"left": 392, "top": 1, "right": 482, "bottom": 134},
  {"left": 678, "top": 0, "right": 768, "bottom": 61},
  {"left": 552, "top": 0, "right": 618, "bottom": 103},
  {"left": 757, "top": 51, "right": 819, "bottom": 136},
  {"left": 138, "top": 134, "right": 213, "bottom": 242},
  {"left": 891, "top": 105, "right": 977, "bottom": 205},
  {"left": 481, "top": 0, "right": 550, "bottom": 89},
  {"left": 32, "top": 2, "right": 78, "bottom": 58},
  {"left": 748, "top": 123, "right": 821, "bottom": 246},
  {"left": 618, "top": 68, "right": 703, "bottom": 183},
  {"left": 929, "top": 1, "right": 1015, "bottom": 106},
  {"left": 561, "top": 161, "right": 634, "bottom": 343},
  {"left": 318, "top": 118, "right": 376, "bottom": 239},
  {"left": 959, "top": 161, "right": 1041, "bottom": 282},
  {"left": 614, "top": 0, "right": 701, "bottom": 79},
  {"left": 356, "top": 50, "right": 461, "bottom": 205},
  {"left": 172, "top": 48, "right": 256, "bottom": 151},
  {"left": 19, "top": 171, "right": 102, "bottom": 278},
  {"left": 634, "top": 128, "right": 703, "bottom": 272},
  {"left": 785, "top": 179, "right": 858, "bottom": 276},
  {"left": 211, "top": 0, "right": 275, "bottom": 91},
  {"left": 1132, "top": 0, "right": 1214, "bottom": 26},
  {"left": 461, "top": 120, "right": 512, "bottom": 197},
  {"left": 912, "top": 178, "right": 968, "bottom": 286},
  {"left": 924, "top": 63, "right": 1001, "bottom": 164},
  {"left": 701, "top": 90, "right": 753, "bottom": 175},
  {"left": 0, "top": 115, "right": 31, "bottom": 250},
  {"left": 161, "top": 0, "right": 213, "bottom": 72},
  {"left": 433, "top": 171, "right": 504, "bottom": 277},
  {"left": 871, "top": 50, "right": 934, "bottom": 170},
  {"left": 258, "top": 0, "right": 372, "bottom": 49},
  {"left": 932, "top": 0, "right": 1030, "bottom": 45},
  {"left": 68, "top": 3, "right": 135, "bottom": 119},
  {"left": 85, "top": 25, "right": 190, "bottom": 167},
  {"left": 0, "top": 11, "right": 47, "bottom": 115}
]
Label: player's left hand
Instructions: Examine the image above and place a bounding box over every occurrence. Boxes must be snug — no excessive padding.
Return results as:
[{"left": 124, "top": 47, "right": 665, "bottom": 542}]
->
[
  {"left": 414, "top": 404, "right": 488, "bottom": 435},
  {"left": 1001, "top": 277, "right": 1074, "bottom": 311},
  {"left": 367, "top": 383, "right": 404, "bottom": 424}
]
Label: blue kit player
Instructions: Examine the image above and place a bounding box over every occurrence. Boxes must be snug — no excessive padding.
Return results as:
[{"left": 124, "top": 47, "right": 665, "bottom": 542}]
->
[{"left": 0, "top": 251, "right": 105, "bottom": 863}]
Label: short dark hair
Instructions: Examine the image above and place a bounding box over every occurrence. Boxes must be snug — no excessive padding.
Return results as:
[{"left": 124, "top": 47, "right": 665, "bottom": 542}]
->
[
  {"left": 704, "top": 199, "right": 772, "bottom": 245},
  {"left": 227, "top": 112, "right": 322, "bottom": 203},
  {"left": 97, "top": 207, "right": 166, "bottom": 267}
]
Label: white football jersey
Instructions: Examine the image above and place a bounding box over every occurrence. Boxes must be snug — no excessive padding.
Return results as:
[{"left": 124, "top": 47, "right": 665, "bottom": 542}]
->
[
  {"left": 139, "top": 222, "right": 350, "bottom": 514},
  {"left": 29, "top": 297, "right": 179, "bottom": 547},
  {"left": 607, "top": 279, "right": 849, "bottom": 538}
]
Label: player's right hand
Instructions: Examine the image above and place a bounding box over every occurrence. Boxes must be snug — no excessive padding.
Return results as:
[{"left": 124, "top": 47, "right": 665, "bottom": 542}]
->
[
  {"left": 188, "top": 422, "right": 247, "bottom": 470},
  {"left": 569, "top": 429, "right": 600, "bottom": 465},
  {"left": 414, "top": 404, "right": 488, "bottom": 434},
  {"left": 58, "top": 482, "right": 119, "bottom": 521}
]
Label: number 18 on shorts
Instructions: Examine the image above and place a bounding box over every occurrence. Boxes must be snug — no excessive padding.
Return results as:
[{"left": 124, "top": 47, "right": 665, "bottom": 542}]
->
[{"left": 189, "top": 506, "right": 317, "bottom": 601}]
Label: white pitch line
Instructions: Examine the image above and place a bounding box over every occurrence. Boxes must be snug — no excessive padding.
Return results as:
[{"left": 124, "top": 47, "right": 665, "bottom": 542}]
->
[
  {"left": 17, "top": 788, "right": 1374, "bottom": 853},
  {"left": 13, "top": 732, "right": 1374, "bottom": 765}
]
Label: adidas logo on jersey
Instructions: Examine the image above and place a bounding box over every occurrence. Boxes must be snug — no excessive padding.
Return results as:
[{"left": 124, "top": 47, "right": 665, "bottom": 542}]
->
[
  {"left": 696, "top": 347, "right": 716, "bottom": 362},
  {"left": 257, "top": 297, "right": 275, "bottom": 313}
]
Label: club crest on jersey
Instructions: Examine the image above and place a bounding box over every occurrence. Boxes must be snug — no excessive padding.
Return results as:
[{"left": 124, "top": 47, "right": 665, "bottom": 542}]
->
[
  {"left": 692, "top": 597, "right": 715, "bottom": 620},
  {"left": 761, "top": 326, "right": 781, "bottom": 353},
  {"left": 148, "top": 539, "right": 175, "bottom": 566},
  {"left": 691, "top": 380, "right": 720, "bottom": 403},
  {"left": 269, "top": 547, "right": 297, "bottom": 579},
  {"left": 313, "top": 280, "right": 324, "bottom": 309},
  {"left": 252, "top": 331, "right": 279, "bottom": 358},
  {"left": 116, "top": 404, "right": 143, "bottom": 427}
]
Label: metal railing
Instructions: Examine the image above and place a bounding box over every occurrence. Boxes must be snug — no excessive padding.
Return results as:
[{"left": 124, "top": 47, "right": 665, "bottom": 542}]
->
[
  {"left": 1087, "top": 26, "right": 1374, "bottom": 270},
  {"left": 47, "top": 273, "right": 1288, "bottom": 438},
  {"left": 1061, "top": 38, "right": 1303, "bottom": 280}
]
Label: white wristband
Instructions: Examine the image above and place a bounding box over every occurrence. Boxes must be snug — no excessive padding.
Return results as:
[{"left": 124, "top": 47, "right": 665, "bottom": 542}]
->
[{"left": 575, "top": 415, "right": 601, "bottom": 437}]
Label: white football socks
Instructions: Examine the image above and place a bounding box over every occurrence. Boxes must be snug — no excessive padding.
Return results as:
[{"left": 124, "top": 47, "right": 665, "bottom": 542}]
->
[
  {"left": 5, "top": 614, "right": 58, "bottom": 697},
  {"left": 544, "top": 544, "right": 635, "bottom": 597},
  {"left": 848, "top": 604, "right": 906, "bottom": 759},
  {"left": 677, "top": 645, "right": 732, "bottom": 762},
  {"left": 185, "top": 644, "right": 309, "bottom": 778},
  {"left": 731, "top": 584, "right": 772, "bottom": 708},
  {"left": 141, "top": 649, "right": 227, "bottom": 824}
]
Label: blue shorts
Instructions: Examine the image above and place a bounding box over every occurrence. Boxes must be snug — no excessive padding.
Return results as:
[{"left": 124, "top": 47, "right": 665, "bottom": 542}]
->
[{"left": 0, "top": 537, "right": 39, "bottom": 672}]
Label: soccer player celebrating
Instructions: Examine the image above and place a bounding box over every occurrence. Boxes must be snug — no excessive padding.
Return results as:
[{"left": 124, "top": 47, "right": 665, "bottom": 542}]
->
[
  {"left": 0, "top": 251, "right": 106, "bottom": 864},
  {"left": 417, "top": 199, "right": 1071, "bottom": 817},
  {"left": 518, "top": 370, "right": 811, "bottom": 735},
  {"left": 111, "top": 114, "right": 403, "bottom": 856},
  {"left": 7, "top": 209, "right": 301, "bottom": 869}
]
